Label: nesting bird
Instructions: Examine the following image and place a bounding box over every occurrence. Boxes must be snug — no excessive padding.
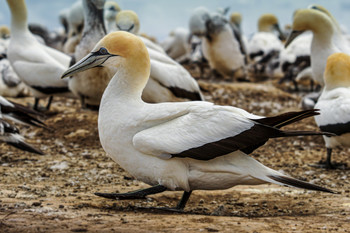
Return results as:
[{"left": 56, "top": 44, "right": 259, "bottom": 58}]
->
[
  {"left": 62, "top": 31, "right": 333, "bottom": 210},
  {"left": 6, "top": 0, "right": 73, "bottom": 111},
  {"left": 247, "top": 14, "right": 284, "bottom": 79},
  {"left": 114, "top": 10, "right": 203, "bottom": 102},
  {"left": 189, "top": 8, "right": 247, "bottom": 80},
  {"left": 314, "top": 53, "right": 350, "bottom": 169}
]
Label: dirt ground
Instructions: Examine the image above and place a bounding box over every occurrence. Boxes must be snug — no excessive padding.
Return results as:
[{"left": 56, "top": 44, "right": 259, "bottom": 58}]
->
[{"left": 0, "top": 70, "right": 350, "bottom": 232}]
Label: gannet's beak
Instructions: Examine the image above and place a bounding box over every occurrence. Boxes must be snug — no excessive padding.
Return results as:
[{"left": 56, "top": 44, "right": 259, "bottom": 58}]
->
[
  {"left": 274, "top": 23, "right": 286, "bottom": 41},
  {"left": 61, "top": 48, "right": 116, "bottom": 79},
  {"left": 285, "top": 30, "right": 303, "bottom": 48}
]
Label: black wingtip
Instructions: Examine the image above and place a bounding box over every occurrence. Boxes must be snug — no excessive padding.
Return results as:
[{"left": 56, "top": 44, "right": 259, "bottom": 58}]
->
[
  {"left": 268, "top": 175, "right": 335, "bottom": 194},
  {"left": 7, "top": 141, "right": 44, "bottom": 155}
]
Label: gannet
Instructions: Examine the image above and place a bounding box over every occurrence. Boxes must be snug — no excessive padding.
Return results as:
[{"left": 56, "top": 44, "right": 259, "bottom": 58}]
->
[
  {"left": 285, "top": 8, "right": 350, "bottom": 86},
  {"left": 314, "top": 53, "right": 350, "bottom": 169},
  {"left": 0, "top": 118, "right": 43, "bottom": 155},
  {"left": 62, "top": 0, "right": 84, "bottom": 54},
  {"left": 6, "top": 0, "right": 73, "bottom": 111},
  {"left": 115, "top": 10, "right": 203, "bottom": 102},
  {"left": 62, "top": 31, "right": 333, "bottom": 210},
  {"left": 104, "top": 1, "right": 121, "bottom": 33},
  {"left": 247, "top": 14, "right": 284, "bottom": 78},
  {"left": 69, "top": 0, "right": 115, "bottom": 109},
  {"left": 189, "top": 8, "right": 247, "bottom": 81},
  {"left": 230, "top": 12, "right": 242, "bottom": 34}
]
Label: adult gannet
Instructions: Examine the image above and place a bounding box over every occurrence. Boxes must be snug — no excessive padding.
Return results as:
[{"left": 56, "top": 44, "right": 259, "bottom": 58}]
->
[
  {"left": 6, "top": 0, "right": 73, "bottom": 111},
  {"left": 247, "top": 14, "right": 284, "bottom": 78},
  {"left": 285, "top": 8, "right": 350, "bottom": 86},
  {"left": 115, "top": 10, "right": 203, "bottom": 102},
  {"left": 104, "top": 1, "right": 121, "bottom": 33},
  {"left": 0, "top": 118, "right": 43, "bottom": 155},
  {"left": 230, "top": 12, "right": 242, "bottom": 34},
  {"left": 69, "top": 0, "right": 115, "bottom": 109},
  {"left": 314, "top": 53, "right": 350, "bottom": 169},
  {"left": 62, "top": 31, "right": 333, "bottom": 210}
]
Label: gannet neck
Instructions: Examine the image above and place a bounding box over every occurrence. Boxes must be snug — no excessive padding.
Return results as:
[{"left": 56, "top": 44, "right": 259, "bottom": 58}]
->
[
  {"left": 82, "top": 0, "right": 106, "bottom": 36},
  {"left": 7, "top": 0, "right": 29, "bottom": 34},
  {"left": 100, "top": 32, "right": 151, "bottom": 101}
]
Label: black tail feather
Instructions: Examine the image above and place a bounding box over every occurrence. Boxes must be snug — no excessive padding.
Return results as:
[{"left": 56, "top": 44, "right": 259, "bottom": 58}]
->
[
  {"left": 254, "top": 109, "right": 320, "bottom": 129},
  {"left": 268, "top": 175, "right": 335, "bottom": 193}
]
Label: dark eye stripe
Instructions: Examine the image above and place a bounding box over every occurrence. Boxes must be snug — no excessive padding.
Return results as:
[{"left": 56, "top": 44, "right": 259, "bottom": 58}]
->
[{"left": 92, "top": 47, "right": 109, "bottom": 56}]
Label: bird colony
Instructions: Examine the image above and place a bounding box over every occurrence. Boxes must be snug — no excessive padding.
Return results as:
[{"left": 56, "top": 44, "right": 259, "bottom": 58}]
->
[{"left": 0, "top": 0, "right": 349, "bottom": 232}]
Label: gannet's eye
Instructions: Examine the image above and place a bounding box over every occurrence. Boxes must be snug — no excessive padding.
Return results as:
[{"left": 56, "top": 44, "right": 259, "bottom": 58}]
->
[{"left": 99, "top": 47, "right": 108, "bottom": 55}]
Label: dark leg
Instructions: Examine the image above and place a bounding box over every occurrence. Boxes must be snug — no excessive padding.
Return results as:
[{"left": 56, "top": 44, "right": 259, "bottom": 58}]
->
[
  {"left": 310, "top": 147, "right": 347, "bottom": 169},
  {"left": 95, "top": 185, "right": 167, "bottom": 200},
  {"left": 326, "top": 148, "right": 333, "bottom": 169},
  {"left": 34, "top": 98, "right": 40, "bottom": 111},
  {"left": 176, "top": 191, "right": 192, "bottom": 210},
  {"left": 45, "top": 96, "right": 53, "bottom": 110}
]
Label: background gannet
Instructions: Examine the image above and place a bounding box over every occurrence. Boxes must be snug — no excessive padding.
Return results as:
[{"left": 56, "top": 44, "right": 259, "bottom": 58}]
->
[
  {"left": 115, "top": 10, "right": 203, "bottom": 102},
  {"left": 104, "top": 1, "right": 121, "bottom": 33},
  {"left": 285, "top": 8, "right": 350, "bottom": 86},
  {"left": 201, "top": 12, "right": 247, "bottom": 81},
  {"left": 62, "top": 31, "right": 333, "bottom": 210},
  {"left": 69, "top": 0, "right": 115, "bottom": 109},
  {"left": 6, "top": 0, "right": 73, "bottom": 111},
  {"left": 314, "top": 53, "right": 350, "bottom": 169},
  {"left": 247, "top": 14, "right": 284, "bottom": 79}
]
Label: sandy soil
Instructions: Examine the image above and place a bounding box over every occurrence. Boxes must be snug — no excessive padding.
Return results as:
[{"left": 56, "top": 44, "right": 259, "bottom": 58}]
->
[{"left": 0, "top": 73, "right": 350, "bottom": 232}]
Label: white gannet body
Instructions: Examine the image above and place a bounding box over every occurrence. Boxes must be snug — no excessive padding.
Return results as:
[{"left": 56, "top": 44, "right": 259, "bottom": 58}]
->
[
  {"left": 6, "top": 0, "right": 73, "bottom": 110},
  {"left": 69, "top": 0, "right": 115, "bottom": 109},
  {"left": 115, "top": 10, "right": 203, "bottom": 102},
  {"left": 314, "top": 53, "right": 350, "bottom": 168},
  {"left": 61, "top": 31, "right": 333, "bottom": 209},
  {"left": 247, "top": 14, "right": 284, "bottom": 78}
]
